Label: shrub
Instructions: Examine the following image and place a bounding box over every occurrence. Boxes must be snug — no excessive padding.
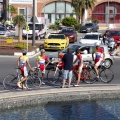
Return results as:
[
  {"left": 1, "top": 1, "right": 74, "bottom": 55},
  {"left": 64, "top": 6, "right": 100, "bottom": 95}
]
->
[
  {"left": 15, "top": 43, "right": 30, "bottom": 49},
  {"left": 49, "top": 24, "right": 60, "bottom": 30},
  {"left": 62, "top": 17, "right": 78, "bottom": 27}
]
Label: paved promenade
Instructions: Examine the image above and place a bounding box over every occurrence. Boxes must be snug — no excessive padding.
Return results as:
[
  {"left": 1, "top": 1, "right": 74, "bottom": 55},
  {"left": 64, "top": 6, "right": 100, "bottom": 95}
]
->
[{"left": 1, "top": 84, "right": 120, "bottom": 110}]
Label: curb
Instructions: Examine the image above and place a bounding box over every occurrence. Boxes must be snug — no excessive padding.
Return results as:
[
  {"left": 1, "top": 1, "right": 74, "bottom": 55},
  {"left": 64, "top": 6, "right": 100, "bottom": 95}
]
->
[
  {"left": 1, "top": 85, "right": 120, "bottom": 110},
  {"left": 14, "top": 48, "right": 40, "bottom": 56}
]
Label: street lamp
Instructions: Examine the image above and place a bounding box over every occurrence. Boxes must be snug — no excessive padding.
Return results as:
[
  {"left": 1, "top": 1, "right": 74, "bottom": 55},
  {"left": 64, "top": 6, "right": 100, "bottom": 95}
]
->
[
  {"left": 32, "top": 0, "right": 35, "bottom": 46},
  {"left": 107, "top": 0, "right": 109, "bottom": 25}
]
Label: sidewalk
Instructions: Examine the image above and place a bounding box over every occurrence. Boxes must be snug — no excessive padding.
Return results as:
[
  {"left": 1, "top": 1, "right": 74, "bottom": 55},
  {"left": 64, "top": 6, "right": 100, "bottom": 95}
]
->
[{"left": 1, "top": 84, "right": 120, "bottom": 110}]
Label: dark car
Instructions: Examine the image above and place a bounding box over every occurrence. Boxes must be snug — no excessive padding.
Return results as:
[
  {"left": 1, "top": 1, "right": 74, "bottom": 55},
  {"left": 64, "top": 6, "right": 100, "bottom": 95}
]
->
[
  {"left": 80, "top": 23, "right": 99, "bottom": 33},
  {"left": 59, "top": 27, "right": 77, "bottom": 43},
  {"left": 105, "top": 29, "right": 120, "bottom": 43}
]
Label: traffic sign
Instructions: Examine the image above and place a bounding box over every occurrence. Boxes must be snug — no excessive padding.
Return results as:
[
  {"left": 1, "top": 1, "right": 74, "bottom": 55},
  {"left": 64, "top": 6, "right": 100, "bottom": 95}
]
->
[{"left": 26, "top": 26, "right": 29, "bottom": 31}]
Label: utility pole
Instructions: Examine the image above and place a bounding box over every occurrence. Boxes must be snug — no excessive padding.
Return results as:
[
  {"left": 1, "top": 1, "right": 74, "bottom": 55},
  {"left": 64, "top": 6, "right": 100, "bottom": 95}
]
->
[
  {"left": 32, "top": 0, "right": 35, "bottom": 46},
  {"left": 107, "top": 0, "right": 109, "bottom": 25}
]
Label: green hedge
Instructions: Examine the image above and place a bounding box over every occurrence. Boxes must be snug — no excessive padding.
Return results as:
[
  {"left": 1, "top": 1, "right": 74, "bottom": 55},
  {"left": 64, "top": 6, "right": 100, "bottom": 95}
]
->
[{"left": 15, "top": 43, "right": 30, "bottom": 49}]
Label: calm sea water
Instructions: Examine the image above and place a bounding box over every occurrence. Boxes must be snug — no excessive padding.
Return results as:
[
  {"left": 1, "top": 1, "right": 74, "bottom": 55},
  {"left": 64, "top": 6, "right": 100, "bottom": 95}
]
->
[{"left": 0, "top": 99, "right": 120, "bottom": 120}]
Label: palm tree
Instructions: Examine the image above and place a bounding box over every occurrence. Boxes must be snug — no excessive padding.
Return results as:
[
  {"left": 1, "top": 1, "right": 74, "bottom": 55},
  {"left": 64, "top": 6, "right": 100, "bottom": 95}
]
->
[
  {"left": 13, "top": 15, "right": 26, "bottom": 42},
  {"left": 72, "top": 0, "right": 96, "bottom": 24},
  {"left": 7, "top": 4, "right": 17, "bottom": 21}
]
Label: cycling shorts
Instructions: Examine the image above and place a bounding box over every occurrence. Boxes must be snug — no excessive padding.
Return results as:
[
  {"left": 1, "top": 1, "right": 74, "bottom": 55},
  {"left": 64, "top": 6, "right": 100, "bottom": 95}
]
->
[
  {"left": 39, "top": 64, "right": 45, "bottom": 74},
  {"left": 20, "top": 66, "right": 28, "bottom": 77},
  {"left": 95, "top": 58, "right": 102, "bottom": 66}
]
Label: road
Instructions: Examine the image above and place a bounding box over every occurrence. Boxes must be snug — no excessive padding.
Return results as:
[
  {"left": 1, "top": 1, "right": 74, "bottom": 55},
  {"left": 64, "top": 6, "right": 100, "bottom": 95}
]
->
[{"left": 0, "top": 30, "right": 120, "bottom": 91}]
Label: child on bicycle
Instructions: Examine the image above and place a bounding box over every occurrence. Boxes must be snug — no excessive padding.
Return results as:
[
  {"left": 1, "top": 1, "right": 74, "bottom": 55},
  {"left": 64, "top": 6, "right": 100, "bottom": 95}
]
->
[
  {"left": 17, "top": 50, "right": 33, "bottom": 89},
  {"left": 36, "top": 49, "right": 50, "bottom": 85},
  {"left": 73, "top": 48, "right": 83, "bottom": 87}
]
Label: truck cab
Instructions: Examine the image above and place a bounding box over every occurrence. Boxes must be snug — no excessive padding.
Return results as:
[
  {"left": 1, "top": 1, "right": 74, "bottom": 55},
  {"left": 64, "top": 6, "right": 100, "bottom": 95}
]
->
[{"left": 22, "top": 22, "right": 47, "bottom": 40}]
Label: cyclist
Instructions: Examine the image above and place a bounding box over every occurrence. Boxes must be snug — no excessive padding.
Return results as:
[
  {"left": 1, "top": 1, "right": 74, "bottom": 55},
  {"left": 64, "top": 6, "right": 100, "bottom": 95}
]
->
[
  {"left": 73, "top": 48, "right": 83, "bottom": 87},
  {"left": 36, "top": 49, "right": 50, "bottom": 85},
  {"left": 17, "top": 50, "right": 33, "bottom": 89},
  {"left": 92, "top": 42, "right": 105, "bottom": 79}
]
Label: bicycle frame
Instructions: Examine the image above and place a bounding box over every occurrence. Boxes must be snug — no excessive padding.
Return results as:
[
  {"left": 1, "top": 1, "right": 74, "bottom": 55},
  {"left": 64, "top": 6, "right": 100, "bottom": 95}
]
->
[{"left": 73, "top": 64, "right": 90, "bottom": 80}]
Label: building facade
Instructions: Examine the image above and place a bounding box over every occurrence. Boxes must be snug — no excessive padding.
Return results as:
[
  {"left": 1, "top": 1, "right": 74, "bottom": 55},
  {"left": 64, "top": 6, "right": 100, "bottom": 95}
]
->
[{"left": 7, "top": 0, "right": 120, "bottom": 24}]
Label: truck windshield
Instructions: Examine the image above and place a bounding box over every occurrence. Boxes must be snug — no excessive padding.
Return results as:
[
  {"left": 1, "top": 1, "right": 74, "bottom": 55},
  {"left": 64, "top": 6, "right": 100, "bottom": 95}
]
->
[{"left": 28, "top": 24, "right": 41, "bottom": 30}]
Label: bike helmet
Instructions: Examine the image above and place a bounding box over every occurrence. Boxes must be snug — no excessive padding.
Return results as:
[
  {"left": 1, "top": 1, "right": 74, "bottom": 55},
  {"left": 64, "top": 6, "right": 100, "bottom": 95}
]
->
[
  {"left": 41, "top": 49, "right": 45, "bottom": 53},
  {"left": 22, "top": 50, "right": 27, "bottom": 55},
  {"left": 94, "top": 42, "right": 100, "bottom": 47}
]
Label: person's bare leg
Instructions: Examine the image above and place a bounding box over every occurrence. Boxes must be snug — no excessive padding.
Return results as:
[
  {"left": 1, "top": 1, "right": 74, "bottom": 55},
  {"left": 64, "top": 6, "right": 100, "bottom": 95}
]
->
[
  {"left": 42, "top": 73, "right": 44, "bottom": 81},
  {"left": 68, "top": 79, "right": 71, "bottom": 87},
  {"left": 76, "top": 72, "right": 81, "bottom": 85},
  {"left": 94, "top": 66, "right": 99, "bottom": 76},
  {"left": 62, "top": 79, "right": 66, "bottom": 87},
  {"left": 20, "top": 76, "right": 28, "bottom": 83}
]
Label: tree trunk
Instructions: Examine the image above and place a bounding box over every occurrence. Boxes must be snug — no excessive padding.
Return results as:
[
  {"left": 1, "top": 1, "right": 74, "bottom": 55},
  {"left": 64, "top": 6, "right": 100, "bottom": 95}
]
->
[
  {"left": 81, "top": 8, "right": 85, "bottom": 25},
  {"left": 18, "top": 26, "right": 22, "bottom": 42}
]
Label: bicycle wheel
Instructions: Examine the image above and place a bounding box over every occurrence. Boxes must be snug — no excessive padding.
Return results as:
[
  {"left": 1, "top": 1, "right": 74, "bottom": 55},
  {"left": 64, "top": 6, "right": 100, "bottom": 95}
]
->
[
  {"left": 25, "top": 76, "right": 41, "bottom": 90},
  {"left": 71, "top": 72, "right": 77, "bottom": 84},
  {"left": 3, "top": 74, "right": 17, "bottom": 90},
  {"left": 84, "top": 69, "right": 96, "bottom": 84},
  {"left": 47, "top": 68, "right": 62, "bottom": 83},
  {"left": 99, "top": 68, "right": 114, "bottom": 83}
]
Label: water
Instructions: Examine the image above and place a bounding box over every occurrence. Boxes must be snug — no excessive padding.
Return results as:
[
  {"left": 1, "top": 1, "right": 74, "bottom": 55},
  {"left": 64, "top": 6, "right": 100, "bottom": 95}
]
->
[{"left": 0, "top": 99, "right": 120, "bottom": 120}]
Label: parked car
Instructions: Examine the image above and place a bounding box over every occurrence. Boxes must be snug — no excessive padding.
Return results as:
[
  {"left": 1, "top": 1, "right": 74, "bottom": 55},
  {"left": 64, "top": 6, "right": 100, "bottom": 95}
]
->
[
  {"left": 79, "top": 33, "right": 103, "bottom": 44},
  {"left": 44, "top": 33, "right": 69, "bottom": 50},
  {"left": 105, "top": 29, "right": 120, "bottom": 43},
  {"left": 0, "top": 27, "right": 15, "bottom": 37},
  {"left": 23, "top": 23, "right": 47, "bottom": 40},
  {"left": 80, "top": 23, "right": 99, "bottom": 33},
  {"left": 59, "top": 27, "right": 77, "bottom": 43},
  {"left": 48, "top": 44, "right": 114, "bottom": 68}
]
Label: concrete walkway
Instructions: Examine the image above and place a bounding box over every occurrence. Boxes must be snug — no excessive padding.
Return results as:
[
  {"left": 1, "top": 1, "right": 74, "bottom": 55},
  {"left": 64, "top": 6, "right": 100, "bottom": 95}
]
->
[{"left": 1, "top": 84, "right": 120, "bottom": 109}]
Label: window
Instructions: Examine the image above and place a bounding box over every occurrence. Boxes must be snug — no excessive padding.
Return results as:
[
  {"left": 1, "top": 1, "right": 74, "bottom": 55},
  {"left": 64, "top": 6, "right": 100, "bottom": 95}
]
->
[{"left": 19, "top": 8, "right": 25, "bottom": 15}]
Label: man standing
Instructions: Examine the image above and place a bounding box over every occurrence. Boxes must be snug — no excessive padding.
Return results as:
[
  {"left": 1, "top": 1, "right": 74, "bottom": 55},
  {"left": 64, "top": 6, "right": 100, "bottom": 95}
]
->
[
  {"left": 61, "top": 48, "right": 73, "bottom": 88},
  {"left": 36, "top": 49, "right": 50, "bottom": 85},
  {"left": 17, "top": 50, "right": 33, "bottom": 89}
]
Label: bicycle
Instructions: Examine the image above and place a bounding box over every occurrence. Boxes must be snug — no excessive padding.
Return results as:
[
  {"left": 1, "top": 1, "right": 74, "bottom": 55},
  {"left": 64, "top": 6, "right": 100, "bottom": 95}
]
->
[
  {"left": 47, "top": 62, "right": 63, "bottom": 84},
  {"left": 72, "top": 62, "right": 95, "bottom": 84},
  {"left": 3, "top": 68, "right": 41, "bottom": 90},
  {"left": 47, "top": 61, "right": 93, "bottom": 84},
  {"left": 86, "top": 61, "right": 114, "bottom": 83}
]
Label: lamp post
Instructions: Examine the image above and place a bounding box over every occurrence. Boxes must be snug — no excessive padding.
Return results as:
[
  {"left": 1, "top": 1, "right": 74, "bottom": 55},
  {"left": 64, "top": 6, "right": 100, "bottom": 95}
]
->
[
  {"left": 43, "top": 0, "right": 46, "bottom": 25},
  {"left": 32, "top": 0, "right": 35, "bottom": 46},
  {"left": 107, "top": 0, "right": 109, "bottom": 25}
]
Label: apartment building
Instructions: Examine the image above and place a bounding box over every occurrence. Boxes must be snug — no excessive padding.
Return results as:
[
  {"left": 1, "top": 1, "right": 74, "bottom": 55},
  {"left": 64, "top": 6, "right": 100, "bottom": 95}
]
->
[{"left": 8, "top": 0, "right": 120, "bottom": 24}]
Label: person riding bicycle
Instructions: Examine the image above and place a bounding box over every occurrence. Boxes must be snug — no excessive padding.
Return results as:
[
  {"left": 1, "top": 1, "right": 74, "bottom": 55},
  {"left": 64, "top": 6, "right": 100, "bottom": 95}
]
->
[
  {"left": 17, "top": 50, "right": 33, "bottom": 89},
  {"left": 92, "top": 42, "right": 105, "bottom": 79},
  {"left": 36, "top": 49, "right": 50, "bottom": 85},
  {"left": 73, "top": 48, "right": 83, "bottom": 87}
]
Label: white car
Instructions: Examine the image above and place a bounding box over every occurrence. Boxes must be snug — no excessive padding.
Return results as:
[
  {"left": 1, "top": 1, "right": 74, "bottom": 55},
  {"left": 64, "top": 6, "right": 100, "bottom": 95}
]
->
[
  {"left": 0, "top": 27, "right": 15, "bottom": 37},
  {"left": 48, "top": 44, "right": 114, "bottom": 68},
  {"left": 79, "top": 32, "right": 103, "bottom": 44}
]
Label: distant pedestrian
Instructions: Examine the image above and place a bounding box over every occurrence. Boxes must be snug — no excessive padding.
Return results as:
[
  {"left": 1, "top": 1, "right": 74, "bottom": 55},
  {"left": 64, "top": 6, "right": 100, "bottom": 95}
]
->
[
  {"left": 61, "top": 48, "right": 73, "bottom": 88},
  {"left": 103, "top": 31, "right": 109, "bottom": 45}
]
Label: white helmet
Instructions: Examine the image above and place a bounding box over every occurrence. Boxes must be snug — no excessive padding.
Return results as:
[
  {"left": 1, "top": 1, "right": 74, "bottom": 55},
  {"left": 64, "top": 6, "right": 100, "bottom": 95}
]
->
[{"left": 94, "top": 42, "right": 100, "bottom": 47}]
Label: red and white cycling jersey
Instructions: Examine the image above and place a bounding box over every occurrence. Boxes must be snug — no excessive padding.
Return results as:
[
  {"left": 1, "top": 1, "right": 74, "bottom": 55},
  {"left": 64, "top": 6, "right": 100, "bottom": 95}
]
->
[
  {"left": 19, "top": 56, "right": 29, "bottom": 77},
  {"left": 77, "top": 53, "right": 83, "bottom": 65},
  {"left": 93, "top": 48, "right": 103, "bottom": 63},
  {"left": 37, "top": 55, "right": 48, "bottom": 71}
]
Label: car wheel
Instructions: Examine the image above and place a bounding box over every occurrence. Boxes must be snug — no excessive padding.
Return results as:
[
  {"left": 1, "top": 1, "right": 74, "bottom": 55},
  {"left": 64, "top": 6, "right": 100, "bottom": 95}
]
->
[{"left": 104, "top": 59, "right": 112, "bottom": 69}]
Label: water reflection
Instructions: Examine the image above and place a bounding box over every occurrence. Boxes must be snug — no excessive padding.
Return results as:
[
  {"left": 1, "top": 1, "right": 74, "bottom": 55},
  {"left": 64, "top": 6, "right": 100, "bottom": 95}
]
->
[{"left": 0, "top": 99, "right": 120, "bottom": 120}]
